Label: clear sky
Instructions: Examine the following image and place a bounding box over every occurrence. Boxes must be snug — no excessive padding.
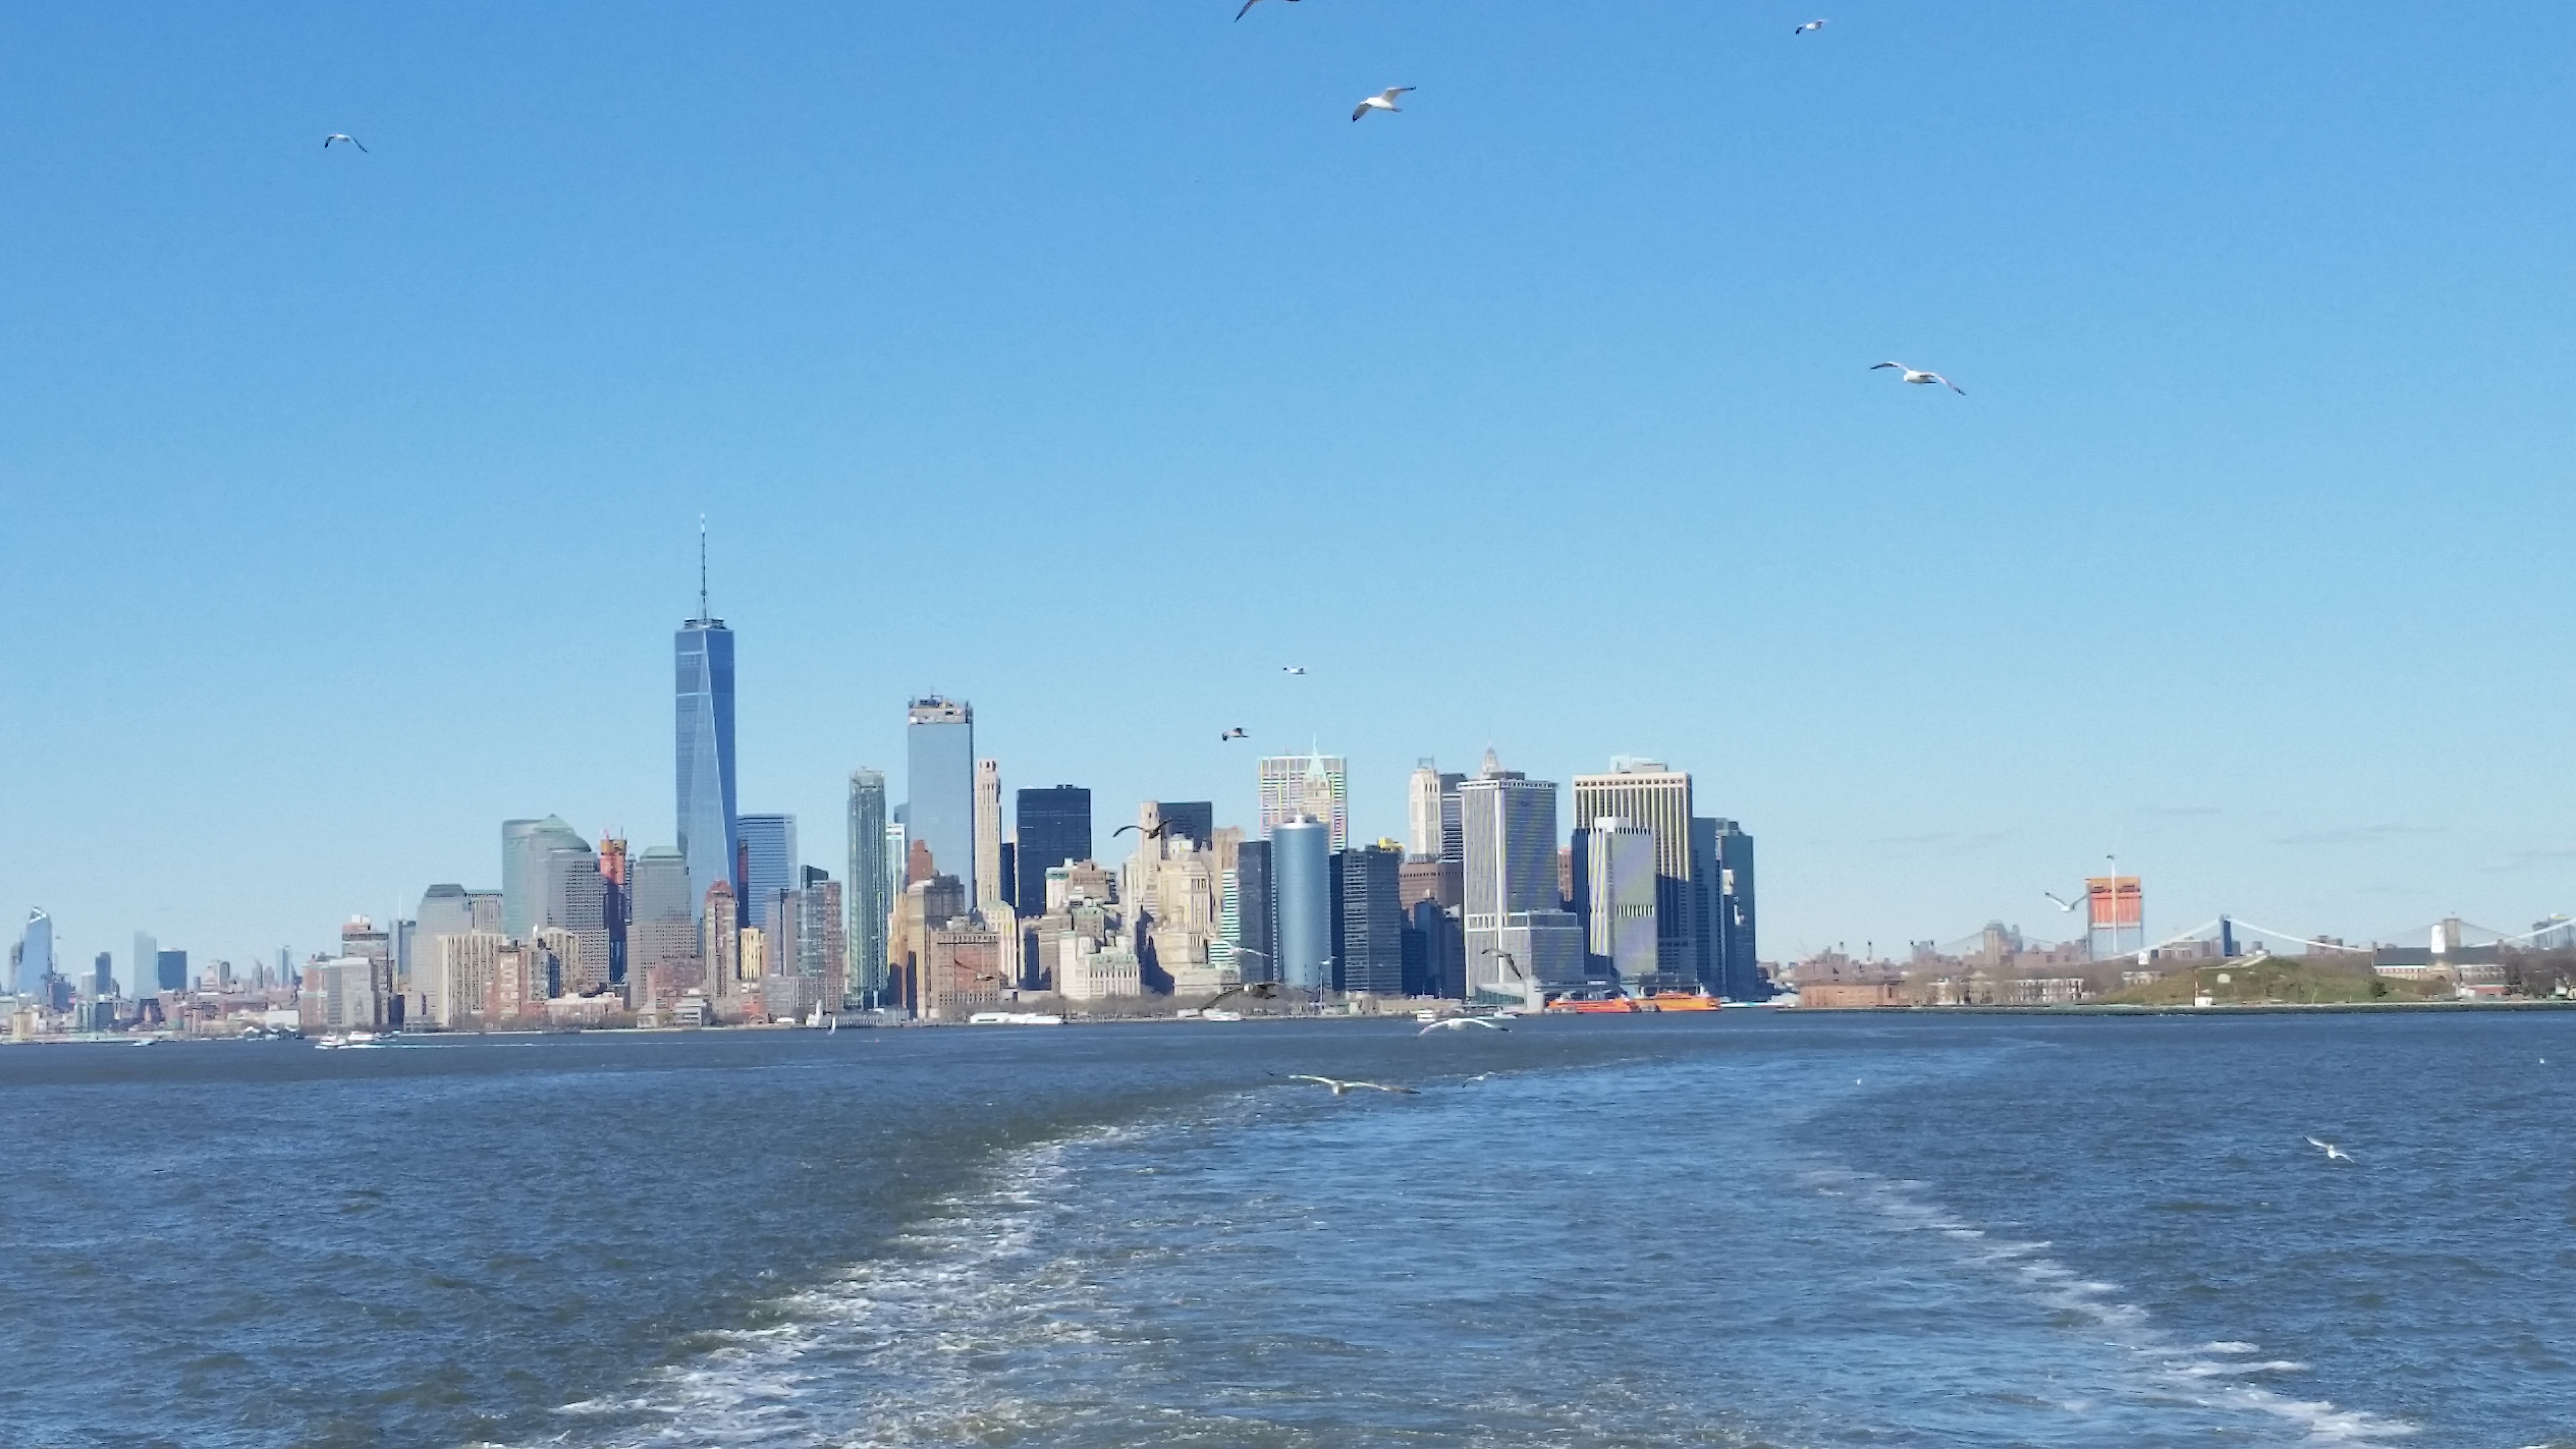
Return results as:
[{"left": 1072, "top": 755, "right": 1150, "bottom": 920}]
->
[{"left": 4, "top": 1, "right": 2573, "bottom": 975}]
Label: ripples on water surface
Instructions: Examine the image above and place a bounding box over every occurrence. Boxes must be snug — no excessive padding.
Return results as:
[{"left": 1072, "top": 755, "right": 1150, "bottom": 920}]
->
[{"left": 3, "top": 1013, "right": 2572, "bottom": 1448}]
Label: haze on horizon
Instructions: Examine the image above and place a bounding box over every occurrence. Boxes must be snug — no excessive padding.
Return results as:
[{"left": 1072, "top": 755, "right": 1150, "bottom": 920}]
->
[{"left": 2, "top": 1, "right": 2571, "bottom": 967}]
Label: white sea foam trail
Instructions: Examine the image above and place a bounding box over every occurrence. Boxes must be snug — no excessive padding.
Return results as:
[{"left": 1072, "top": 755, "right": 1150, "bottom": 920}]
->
[{"left": 1807, "top": 1164, "right": 2419, "bottom": 1444}]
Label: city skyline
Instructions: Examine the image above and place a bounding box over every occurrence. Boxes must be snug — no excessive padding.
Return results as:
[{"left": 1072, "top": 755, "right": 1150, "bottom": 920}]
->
[{"left": 6, "top": 6, "right": 2575, "bottom": 966}]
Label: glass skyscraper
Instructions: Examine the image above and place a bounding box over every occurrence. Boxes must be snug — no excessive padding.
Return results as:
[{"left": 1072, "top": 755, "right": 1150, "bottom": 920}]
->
[
  {"left": 676, "top": 607, "right": 739, "bottom": 913},
  {"left": 1014, "top": 785, "right": 1093, "bottom": 914},
  {"left": 905, "top": 698, "right": 976, "bottom": 901},
  {"left": 502, "top": 816, "right": 587, "bottom": 940},
  {"left": 17, "top": 908, "right": 51, "bottom": 997},
  {"left": 1272, "top": 818, "right": 1333, "bottom": 992},
  {"left": 737, "top": 814, "right": 799, "bottom": 909},
  {"left": 847, "top": 771, "right": 891, "bottom": 1008}
]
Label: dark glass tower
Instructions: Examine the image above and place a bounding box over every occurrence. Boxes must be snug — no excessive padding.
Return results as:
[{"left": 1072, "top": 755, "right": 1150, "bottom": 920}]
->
[
  {"left": 676, "top": 533, "right": 739, "bottom": 913},
  {"left": 1014, "top": 786, "right": 1093, "bottom": 913},
  {"left": 1338, "top": 843, "right": 1405, "bottom": 995},
  {"left": 1153, "top": 801, "right": 1214, "bottom": 850}
]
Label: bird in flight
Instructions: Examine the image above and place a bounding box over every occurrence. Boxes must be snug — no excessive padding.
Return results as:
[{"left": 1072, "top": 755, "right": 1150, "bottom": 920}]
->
[
  {"left": 323, "top": 133, "right": 368, "bottom": 152},
  {"left": 1283, "top": 1074, "right": 1418, "bottom": 1096},
  {"left": 1482, "top": 948, "right": 1526, "bottom": 979},
  {"left": 2304, "top": 1136, "right": 2357, "bottom": 1163},
  {"left": 1113, "top": 821, "right": 1180, "bottom": 841},
  {"left": 1793, "top": 19, "right": 1828, "bottom": 33},
  {"left": 1204, "top": 982, "right": 1282, "bottom": 1009},
  {"left": 1236, "top": 0, "right": 1297, "bottom": 17},
  {"left": 1220, "top": 727, "right": 1248, "bottom": 741},
  {"left": 2044, "top": 891, "right": 2084, "bottom": 913},
  {"left": 1418, "top": 1015, "right": 1509, "bottom": 1035},
  {"left": 1872, "top": 361, "right": 1965, "bottom": 395},
  {"left": 1281, "top": 665, "right": 1307, "bottom": 675},
  {"left": 1352, "top": 87, "right": 1415, "bottom": 122}
]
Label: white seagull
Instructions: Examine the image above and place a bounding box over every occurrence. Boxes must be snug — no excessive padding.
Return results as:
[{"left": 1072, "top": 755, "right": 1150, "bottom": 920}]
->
[
  {"left": 1872, "top": 361, "right": 1964, "bottom": 395},
  {"left": 1284, "top": 1074, "right": 1418, "bottom": 1096},
  {"left": 2043, "top": 891, "right": 2084, "bottom": 913},
  {"left": 323, "top": 133, "right": 368, "bottom": 152},
  {"left": 1352, "top": 87, "right": 1415, "bottom": 122},
  {"left": 2304, "top": 1136, "right": 2356, "bottom": 1163},
  {"left": 1236, "top": 0, "right": 1298, "bottom": 17},
  {"left": 1794, "top": 19, "right": 1828, "bottom": 34},
  {"left": 1418, "top": 1015, "right": 1509, "bottom": 1035},
  {"left": 1220, "top": 727, "right": 1248, "bottom": 741},
  {"left": 1281, "top": 665, "right": 1307, "bottom": 675}
]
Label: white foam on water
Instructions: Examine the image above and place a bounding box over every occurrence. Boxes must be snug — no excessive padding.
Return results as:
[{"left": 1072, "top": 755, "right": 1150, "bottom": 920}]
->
[{"left": 1816, "top": 1164, "right": 2419, "bottom": 1444}]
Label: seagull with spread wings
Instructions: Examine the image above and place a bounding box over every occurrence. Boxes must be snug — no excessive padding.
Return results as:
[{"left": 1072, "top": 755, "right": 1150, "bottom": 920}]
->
[
  {"left": 1352, "top": 87, "right": 1414, "bottom": 122},
  {"left": 1871, "top": 361, "right": 1965, "bottom": 395},
  {"left": 1418, "top": 1015, "right": 1509, "bottom": 1035},
  {"left": 1221, "top": 727, "right": 1249, "bottom": 741},
  {"left": 1793, "top": 19, "right": 1828, "bottom": 34},
  {"left": 2305, "top": 1136, "right": 2357, "bottom": 1163},
  {"left": 1283, "top": 1074, "right": 1418, "bottom": 1096},
  {"left": 323, "top": 133, "right": 368, "bottom": 152}
]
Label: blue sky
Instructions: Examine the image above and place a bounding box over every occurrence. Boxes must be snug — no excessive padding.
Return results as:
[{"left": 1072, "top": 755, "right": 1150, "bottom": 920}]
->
[{"left": 4, "top": 1, "right": 2572, "bottom": 974}]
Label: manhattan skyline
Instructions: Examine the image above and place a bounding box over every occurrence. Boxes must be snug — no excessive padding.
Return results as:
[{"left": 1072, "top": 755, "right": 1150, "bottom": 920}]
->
[{"left": 4, "top": 3, "right": 2574, "bottom": 965}]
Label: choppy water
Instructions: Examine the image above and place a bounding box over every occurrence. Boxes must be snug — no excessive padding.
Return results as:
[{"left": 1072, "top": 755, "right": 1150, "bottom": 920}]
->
[{"left": 4, "top": 1012, "right": 2573, "bottom": 1449}]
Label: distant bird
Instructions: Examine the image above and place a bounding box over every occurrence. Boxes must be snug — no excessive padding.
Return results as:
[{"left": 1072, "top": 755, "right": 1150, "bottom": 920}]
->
[
  {"left": 1352, "top": 87, "right": 1414, "bottom": 122},
  {"left": 1113, "top": 821, "right": 1179, "bottom": 840},
  {"left": 1236, "top": 0, "right": 1297, "bottom": 17},
  {"left": 1418, "top": 1015, "right": 1509, "bottom": 1035},
  {"left": 1283, "top": 1074, "right": 1417, "bottom": 1096},
  {"left": 1793, "top": 19, "right": 1828, "bottom": 33},
  {"left": 1871, "top": 361, "right": 1965, "bottom": 395},
  {"left": 1482, "top": 948, "right": 1526, "bottom": 979},
  {"left": 2044, "top": 891, "right": 2084, "bottom": 913},
  {"left": 2304, "top": 1136, "right": 2356, "bottom": 1163},
  {"left": 323, "top": 133, "right": 368, "bottom": 152},
  {"left": 1220, "top": 727, "right": 1249, "bottom": 741},
  {"left": 1281, "top": 665, "right": 1307, "bottom": 675},
  {"left": 1205, "top": 982, "right": 1282, "bottom": 1009}
]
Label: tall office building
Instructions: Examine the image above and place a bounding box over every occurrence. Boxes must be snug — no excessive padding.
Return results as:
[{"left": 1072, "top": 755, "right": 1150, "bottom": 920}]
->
[
  {"left": 1406, "top": 761, "right": 1466, "bottom": 862},
  {"left": 1338, "top": 842, "right": 1406, "bottom": 995},
  {"left": 133, "top": 932, "right": 156, "bottom": 998},
  {"left": 628, "top": 847, "right": 700, "bottom": 988},
  {"left": 798, "top": 868, "right": 846, "bottom": 1000},
  {"left": 738, "top": 814, "right": 799, "bottom": 908},
  {"left": 1014, "top": 786, "right": 1092, "bottom": 915},
  {"left": 1229, "top": 838, "right": 1276, "bottom": 984},
  {"left": 906, "top": 697, "right": 976, "bottom": 902},
  {"left": 414, "top": 885, "right": 478, "bottom": 1002},
  {"left": 1693, "top": 818, "right": 1762, "bottom": 999},
  {"left": 598, "top": 837, "right": 629, "bottom": 984},
  {"left": 847, "top": 770, "right": 891, "bottom": 1009},
  {"left": 974, "top": 760, "right": 1005, "bottom": 913},
  {"left": 540, "top": 844, "right": 612, "bottom": 993},
  {"left": 1460, "top": 750, "right": 1582, "bottom": 999},
  {"left": 91, "top": 951, "right": 113, "bottom": 998},
  {"left": 156, "top": 950, "right": 188, "bottom": 993},
  {"left": 1258, "top": 753, "right": 1348, "bottom": 851},
  {"left": 501, "top": 817, "right": 586, "bottom": 940},
  {"left": 1272, "top": 817, "right": 1334, "bottom": 991},
  {"left": 1155, "top": 801, "right": 1215, "bottom": 850},
  {"left": 1583, "top": 818, "right": 1660, "bottom": 989},
  {"left": 1572, "top": 760, "right": 1699, "bottom": 981},
  {"left": 17, "top": 909, "right": 50, "bottom": 997},
  {"left": 676, "top": 541, "right": 740, "bottom": 912}
]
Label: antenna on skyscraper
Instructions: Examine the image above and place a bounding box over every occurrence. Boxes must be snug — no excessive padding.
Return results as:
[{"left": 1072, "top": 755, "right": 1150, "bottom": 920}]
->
[{"left": 698, "top": 514, "right": 709, "bottom": 620}]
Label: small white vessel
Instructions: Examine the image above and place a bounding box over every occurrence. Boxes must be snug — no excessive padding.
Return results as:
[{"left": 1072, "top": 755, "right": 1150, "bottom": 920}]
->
[
  {"left": 966, "top": 1011, "right": 1065, "bottom": 1026},
  {"left": 1201, "top": 1009, "right": 1245, "bottom": 1023}
]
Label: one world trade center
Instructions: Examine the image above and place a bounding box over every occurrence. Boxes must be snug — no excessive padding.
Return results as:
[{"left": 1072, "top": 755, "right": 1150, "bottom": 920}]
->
[{"left": 676, "top": 532, "right": 739, "bottom": 914}]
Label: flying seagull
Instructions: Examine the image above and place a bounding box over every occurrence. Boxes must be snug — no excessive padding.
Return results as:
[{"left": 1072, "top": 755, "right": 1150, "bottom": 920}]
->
[
  {"left": 1283, "top": 1074, "right": 1418, "bottom": 1096},
  {"left": 1204, "top": 982, "right": 1282, "bottom": 1009},
  {"left": 1113, "top": 821, "right": 1179, "bottom": 840},
  {"left": 2304, "top": 1136, "right": 2356, "bottom": 1163},
  {"left": 1793, "top": 19, "right": 1828, "bottom": 33},
  {"left": 1352, "top": 87, "right": 1414, "bottom": 122},
  {"left": 1871, "top": 361, "right": 1965, "bottom": 395},
  {"left": 1418, "top": 1015, "right": 1509, "bottom": 1035},
  {"left": 1236, "top": 0, "right": 1297, "bottom": 17},
  {"left": 1481, "top": 948, "right": 1526, "bottom": 979},
  {"left": 323, "top": 133, "right": 368, "bottom": 152},
  {"left": 1220, "top": 727, "right": 1248, "bottom": 741},
  {"left": 1281, "top": 665, "right": 1307, "bottom": 675},
  {"left": 2044, "top": 891, "right": 2084, "bottom": 913}
]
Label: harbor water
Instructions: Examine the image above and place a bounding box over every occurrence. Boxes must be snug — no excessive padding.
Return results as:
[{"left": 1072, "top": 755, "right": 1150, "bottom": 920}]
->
[{"left": 2, "top": 1011, "right": 2571, "bottom": 1448}]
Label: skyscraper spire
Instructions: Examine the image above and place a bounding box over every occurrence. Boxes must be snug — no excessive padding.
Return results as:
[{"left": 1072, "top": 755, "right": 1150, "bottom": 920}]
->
[{"left": 698, "top": 514, "right": 709, "bottom": 622}]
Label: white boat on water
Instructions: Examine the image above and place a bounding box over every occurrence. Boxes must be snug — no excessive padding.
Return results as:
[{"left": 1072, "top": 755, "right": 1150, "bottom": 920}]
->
[
  {"left": 315, "top": 1030, "right": 389, "bottom": 1050},
  {"left": 1201, "top": 1009, "right": 1245, "bottom": 1023},
  {"left": 966, "top": 1011, "right": 1065, "bottom": 1026}
]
